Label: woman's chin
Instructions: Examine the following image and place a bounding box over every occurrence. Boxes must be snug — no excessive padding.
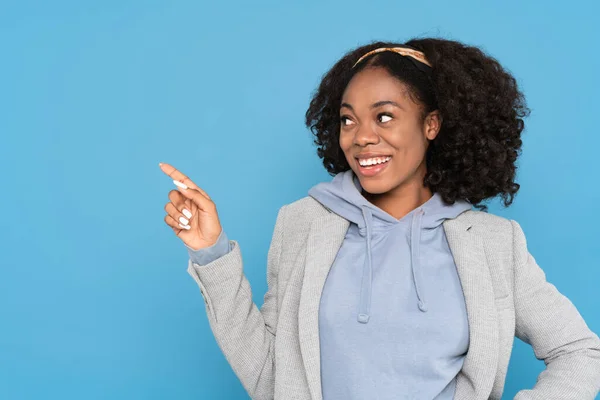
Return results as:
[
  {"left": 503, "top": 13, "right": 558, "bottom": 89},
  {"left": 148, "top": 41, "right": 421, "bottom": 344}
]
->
[{"left": 356, "top": 177, "right": 393, "bottom": 195}]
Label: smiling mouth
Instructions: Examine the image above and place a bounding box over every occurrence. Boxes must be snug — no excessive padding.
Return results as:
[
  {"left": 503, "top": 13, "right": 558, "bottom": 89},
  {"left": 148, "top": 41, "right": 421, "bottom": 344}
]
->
[
  {"left": 356, "top": 156, "right": 392, "bottom": 167},
  {"left": 355, "top": 156, "right": 392, "bottom": 177}
]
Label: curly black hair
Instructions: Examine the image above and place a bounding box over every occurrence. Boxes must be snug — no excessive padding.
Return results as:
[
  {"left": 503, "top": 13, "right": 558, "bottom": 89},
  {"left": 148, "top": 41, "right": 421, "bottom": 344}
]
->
[{"left": 305, "top": 38, "right": 530, "bottom": 211}]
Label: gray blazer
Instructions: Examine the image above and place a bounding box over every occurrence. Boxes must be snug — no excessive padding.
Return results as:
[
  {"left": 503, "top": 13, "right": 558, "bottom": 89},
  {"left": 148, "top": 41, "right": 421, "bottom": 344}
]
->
[{"left": 187, "top": 196, "right": 600, "bottom": 399}]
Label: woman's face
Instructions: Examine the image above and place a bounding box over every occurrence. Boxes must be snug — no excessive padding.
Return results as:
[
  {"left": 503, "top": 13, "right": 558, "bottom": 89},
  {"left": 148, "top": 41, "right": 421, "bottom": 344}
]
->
[{"left": 339, "top": 66, "right": 441, "bottom": 196}]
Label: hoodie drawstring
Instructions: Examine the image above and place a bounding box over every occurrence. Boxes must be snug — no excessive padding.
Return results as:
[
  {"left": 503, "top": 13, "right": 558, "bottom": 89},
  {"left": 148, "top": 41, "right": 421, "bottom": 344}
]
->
[
  {"left": 356, "top": 206, "right": 427, "bottom": 324},
  {"left": 411, "top": 209, "right": 428, "bottom": 312},
  {"left": 357, "top": 206, "right": 373, "bottom": 323}
]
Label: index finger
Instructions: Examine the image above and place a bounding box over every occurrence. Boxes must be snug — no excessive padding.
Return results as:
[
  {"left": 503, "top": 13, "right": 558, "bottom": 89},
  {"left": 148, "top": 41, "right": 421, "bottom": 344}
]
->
[{"left": 159, "top": 162, "right": 201, "bottom": 191}]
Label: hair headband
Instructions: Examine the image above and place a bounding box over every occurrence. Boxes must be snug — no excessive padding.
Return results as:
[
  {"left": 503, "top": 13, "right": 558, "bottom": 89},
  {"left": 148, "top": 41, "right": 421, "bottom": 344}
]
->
[{"left": 352, "top": 46, "right": 432, "bottom": 74}]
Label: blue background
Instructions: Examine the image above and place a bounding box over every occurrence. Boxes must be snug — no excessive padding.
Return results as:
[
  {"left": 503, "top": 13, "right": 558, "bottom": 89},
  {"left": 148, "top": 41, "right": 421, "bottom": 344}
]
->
[{"left": 1, "top": 1, "right": 599, "bottom": 398}]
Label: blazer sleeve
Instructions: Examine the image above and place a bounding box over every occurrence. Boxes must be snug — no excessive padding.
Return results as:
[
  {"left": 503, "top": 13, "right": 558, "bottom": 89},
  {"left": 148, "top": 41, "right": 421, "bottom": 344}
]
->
[
  {"left": 186, "top": 205, "right": 287, "bottom": 400},
  {"left": 511, "top": 219, "right": 600, "bottom": 400}
]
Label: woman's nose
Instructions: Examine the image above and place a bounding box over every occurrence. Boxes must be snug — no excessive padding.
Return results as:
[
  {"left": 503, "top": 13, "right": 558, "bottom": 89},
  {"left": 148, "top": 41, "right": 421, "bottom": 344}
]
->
[{"left": 353, "top": 125, "right": 380, "bottom": 146}]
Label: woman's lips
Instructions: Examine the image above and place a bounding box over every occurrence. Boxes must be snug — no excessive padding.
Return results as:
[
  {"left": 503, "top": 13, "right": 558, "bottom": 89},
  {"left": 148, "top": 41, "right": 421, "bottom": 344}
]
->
[{"left": 356, "top": 157, "right": 391, "bottom": 177}]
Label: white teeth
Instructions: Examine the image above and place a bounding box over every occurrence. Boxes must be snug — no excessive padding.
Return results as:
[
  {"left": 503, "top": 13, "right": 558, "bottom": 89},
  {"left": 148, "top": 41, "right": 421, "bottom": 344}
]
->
[{"left": 358, "top": 156, "right": 391, "bottom": 166}]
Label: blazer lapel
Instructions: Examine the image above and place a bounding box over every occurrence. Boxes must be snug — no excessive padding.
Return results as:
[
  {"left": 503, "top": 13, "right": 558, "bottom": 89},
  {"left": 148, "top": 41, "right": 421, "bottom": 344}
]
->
[
  {"left": 444, "top": 216, "right": 499, "bottom": 399},
  {"left": 299, "top": 210, "right": 349, "bottom": 400}
]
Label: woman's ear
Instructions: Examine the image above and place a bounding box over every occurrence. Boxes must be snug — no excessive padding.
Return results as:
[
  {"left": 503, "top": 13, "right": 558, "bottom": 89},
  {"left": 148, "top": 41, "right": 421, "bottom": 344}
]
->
[{"left": 424, "top": 110, "right": 442, "bottom": 140}]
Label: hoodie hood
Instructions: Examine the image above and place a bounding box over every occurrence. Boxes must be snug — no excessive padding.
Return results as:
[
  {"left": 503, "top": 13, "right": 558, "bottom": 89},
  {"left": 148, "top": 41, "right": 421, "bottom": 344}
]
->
[{"left": 308, "top": 169, "right": 472, "bottom": 323}]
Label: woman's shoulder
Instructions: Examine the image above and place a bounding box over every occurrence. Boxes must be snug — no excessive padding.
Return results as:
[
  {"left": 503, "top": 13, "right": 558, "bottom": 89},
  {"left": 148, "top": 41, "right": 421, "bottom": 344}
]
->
[
  {"left": 455, "top": 209, "right": 523, "bottom": 252},
  {"left": 280, "top": 196, "right": 331, "bottom": 220},
  {"left": 456, "top": 208, "right": 513, "bottom": 230}
]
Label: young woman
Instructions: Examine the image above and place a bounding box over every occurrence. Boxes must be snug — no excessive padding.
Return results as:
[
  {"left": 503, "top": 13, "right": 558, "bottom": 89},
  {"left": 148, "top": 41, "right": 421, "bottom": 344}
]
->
[{"left": 160, "top": 38, "right": 600, "bottom": 400}]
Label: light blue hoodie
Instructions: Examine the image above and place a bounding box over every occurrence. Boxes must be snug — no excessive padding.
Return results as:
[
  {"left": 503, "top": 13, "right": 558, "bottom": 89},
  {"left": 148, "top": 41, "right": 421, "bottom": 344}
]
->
[
  {"left": 307, "top": 170, "right": 472, "bottom": 399},
  {"left": 187, "top": 170, "right": 473, "bottom": 399}
]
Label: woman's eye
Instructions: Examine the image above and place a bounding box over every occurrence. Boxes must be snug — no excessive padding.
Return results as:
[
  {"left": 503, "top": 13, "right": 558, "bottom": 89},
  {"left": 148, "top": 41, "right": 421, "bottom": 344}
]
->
[
  {"left": 340, "top": 116, "right": 355, "bottom": 126},
  {"left": 378, "top": 113, "right": 393, "bottom": 123}
]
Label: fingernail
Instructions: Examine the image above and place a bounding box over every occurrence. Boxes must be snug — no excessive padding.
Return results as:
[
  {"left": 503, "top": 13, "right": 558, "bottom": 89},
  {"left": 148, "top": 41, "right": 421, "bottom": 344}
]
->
[
  {"left": 173, "top": 180, "right": 188, "bottom": 190},
  {"left": 182, "top": 209, "right": 192, "bottom": 219},
  {"left": 179, "top": 216, "right": 189, "bottom": 225},
  {"left": 179, "top": 223, "right": 191, "bottom": 230}
]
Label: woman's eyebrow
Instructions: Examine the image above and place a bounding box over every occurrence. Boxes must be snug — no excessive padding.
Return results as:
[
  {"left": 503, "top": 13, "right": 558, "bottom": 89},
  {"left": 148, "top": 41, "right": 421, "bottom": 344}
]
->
[{"left": 340, "top": 100, "right": 403, "bottom": 111}]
